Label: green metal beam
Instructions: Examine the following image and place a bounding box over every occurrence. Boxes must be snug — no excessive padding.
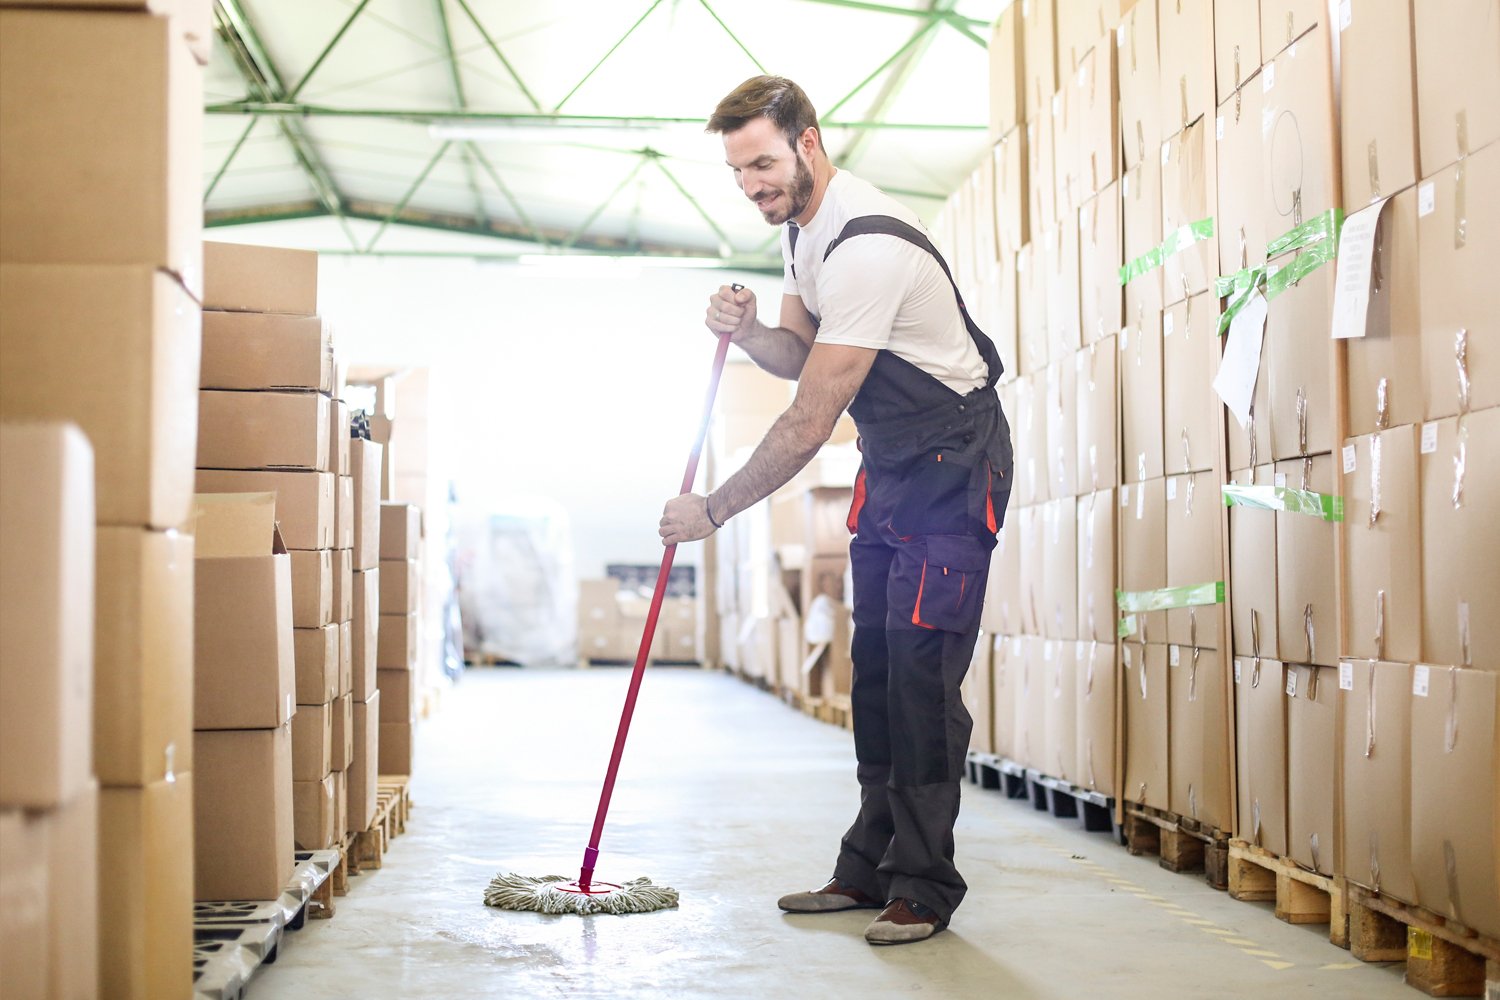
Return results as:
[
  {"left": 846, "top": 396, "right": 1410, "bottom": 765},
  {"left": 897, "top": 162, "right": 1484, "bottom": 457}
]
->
[
  {"left": 432, "top": 0, "right": 490, "bottom": 227},
  {"left": 697, "top": 0, "right": 767, "bottom": 74},
  {"left": 939, "top": 10, "right": 989, "bottom": 48},
  {"left": 452, "top": 0, "right": 543, "bottom": 112},
  {"left": 468, "top": 144, "right": 548, "bottom": 247},
  {"left": 365, "top": 141, "right": 452, "bottom": 252},
  {"left": 205, "top": 118, "right": 259, "bottom": 200},
  {"left": 553, "top": 0, "right": 664, "bottom": 112},
  {"left": 795, "top": 0, "right": 987, "bottom": 29},
  {"left": 652, "top": 154, "right": 735, "bottom": 255},
  {"left": 287, "top": 0, "right": 372, "bottom": 101},
  {"left": 823, "top": 15, "right": 940, "bottom": 119},
  {"left": 203, "top": 102, "right": 987, "bottom": 131},
  {"left": 563, "top": 154, "right": 652, "bottom": 248}
]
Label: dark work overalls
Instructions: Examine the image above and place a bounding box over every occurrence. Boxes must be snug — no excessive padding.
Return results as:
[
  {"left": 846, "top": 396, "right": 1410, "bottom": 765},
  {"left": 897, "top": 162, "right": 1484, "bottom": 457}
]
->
[{"left": 793, "top": 215, "right": 1014, "bottom": 922}]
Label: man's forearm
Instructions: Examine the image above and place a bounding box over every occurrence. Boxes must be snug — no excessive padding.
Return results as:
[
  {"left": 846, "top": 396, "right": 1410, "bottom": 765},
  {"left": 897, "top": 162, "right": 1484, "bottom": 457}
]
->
[
  {"left": 708, "top": 405, "right": 830, "bottom": 523},
  {"left": 735, "top": 321, "right": 812, "bottom": 380}
]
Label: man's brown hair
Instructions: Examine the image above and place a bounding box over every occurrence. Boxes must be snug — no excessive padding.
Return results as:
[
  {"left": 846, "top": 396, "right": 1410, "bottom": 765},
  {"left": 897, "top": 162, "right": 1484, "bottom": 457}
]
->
[{"left": 706, "top": 75, "right": 822, "bottom": 151}]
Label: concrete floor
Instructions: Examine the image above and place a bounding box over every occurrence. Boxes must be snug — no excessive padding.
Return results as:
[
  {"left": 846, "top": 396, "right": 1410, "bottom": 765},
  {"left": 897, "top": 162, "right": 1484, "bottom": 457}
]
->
[{"left": 252, "top": 668, "right": 1411, "bottom": 999}]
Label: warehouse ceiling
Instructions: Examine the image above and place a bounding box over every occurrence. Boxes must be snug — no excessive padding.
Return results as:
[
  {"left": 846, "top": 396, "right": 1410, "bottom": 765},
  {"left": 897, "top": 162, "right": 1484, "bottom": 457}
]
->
[{"left": 204, "top": 0, "right": 1002, "bottom": 267}]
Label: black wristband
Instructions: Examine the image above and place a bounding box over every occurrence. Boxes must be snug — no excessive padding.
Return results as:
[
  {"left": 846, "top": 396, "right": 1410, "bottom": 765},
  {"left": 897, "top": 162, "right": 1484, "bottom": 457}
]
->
[{"left": 705, "top": 494, "right": 725, "bottom": 530}]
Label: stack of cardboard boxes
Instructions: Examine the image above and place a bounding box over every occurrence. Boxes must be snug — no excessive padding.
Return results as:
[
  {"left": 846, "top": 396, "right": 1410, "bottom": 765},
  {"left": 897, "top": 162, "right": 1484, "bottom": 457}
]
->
[
  {"left": 0, "top": 5, "right": 207, "bottom": 995},
  {"left": 377, "top": 503, "right": 421, "bottom": 776},
  {"left": 575, "top": 578, "right": 698, "bottom": 665},
  {"left": 0, "top": 425, "right": 101, "bottom": 1000},
  {"left": 347, "top": 433, "right": 383, "bottom": 841}
]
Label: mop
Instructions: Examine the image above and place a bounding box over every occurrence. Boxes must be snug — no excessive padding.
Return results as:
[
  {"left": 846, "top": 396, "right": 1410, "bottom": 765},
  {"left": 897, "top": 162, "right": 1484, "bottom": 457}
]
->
[{"left": 485, "top": 287, "right": 742, "bottom": 916}]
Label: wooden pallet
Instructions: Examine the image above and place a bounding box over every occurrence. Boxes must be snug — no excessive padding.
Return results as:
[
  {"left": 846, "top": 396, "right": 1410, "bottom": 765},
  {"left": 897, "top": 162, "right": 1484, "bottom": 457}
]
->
[
  {"left": 350, "top": 775, "right": 414, "bottom": 873},
  {"left": 1125, "top": 804, "right": 1230, "bottom": 890},
  {"left": 309, "top": 843, "right": 344, "bottom": 920},
  {"left": 1226, "top": 840, "right": 1349, "bottom": 948},
  {"left": 1345, "top": 884, "right": 1500, "bottom": 997},
  {"left": 330, "top": 838, "right": 351, "bottom": 897}
]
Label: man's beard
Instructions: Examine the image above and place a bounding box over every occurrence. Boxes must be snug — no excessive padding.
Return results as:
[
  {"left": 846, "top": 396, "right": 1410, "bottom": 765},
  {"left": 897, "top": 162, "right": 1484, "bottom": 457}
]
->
[{"left": 755, "top": 154, "right": 815, "bottom": 225}]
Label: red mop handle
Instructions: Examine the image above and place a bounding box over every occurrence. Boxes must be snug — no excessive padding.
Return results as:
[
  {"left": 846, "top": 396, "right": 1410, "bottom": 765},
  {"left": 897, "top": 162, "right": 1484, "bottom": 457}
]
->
[{"left": 579, "top": 300, "right": 739, "bottom": 888}]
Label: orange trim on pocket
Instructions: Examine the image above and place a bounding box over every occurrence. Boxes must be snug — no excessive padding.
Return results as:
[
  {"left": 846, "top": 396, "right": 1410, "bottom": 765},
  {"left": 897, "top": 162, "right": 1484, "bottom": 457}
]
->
[
  {"left": 847, "top": 466, "right": 867, "bottom": 534},
  {"left": 911, "top": 559, "right": 938, "bottom": 630},
  {"left": 985, "top": 462, "right": 997, "bottom": 533}
]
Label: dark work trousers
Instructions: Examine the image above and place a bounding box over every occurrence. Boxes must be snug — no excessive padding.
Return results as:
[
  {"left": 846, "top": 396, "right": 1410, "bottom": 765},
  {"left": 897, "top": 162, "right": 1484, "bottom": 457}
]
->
[{"left": 830, "top": 465, "right": 998, "bottom": 923}]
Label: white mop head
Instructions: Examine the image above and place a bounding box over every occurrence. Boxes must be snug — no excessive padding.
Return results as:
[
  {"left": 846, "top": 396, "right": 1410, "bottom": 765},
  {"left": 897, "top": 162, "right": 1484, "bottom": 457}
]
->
[{"left": 483, "top": 873, "right": 680, "bottom": 915}]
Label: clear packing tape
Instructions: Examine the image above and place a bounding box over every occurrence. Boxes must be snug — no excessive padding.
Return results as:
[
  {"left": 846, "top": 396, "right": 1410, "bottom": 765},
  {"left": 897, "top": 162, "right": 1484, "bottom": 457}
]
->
[
  {"left": 1216, "top": 209, "right": 1346, "bottom": 333},
  {"left": 1220, "top": 483, "right": 1344, "bottom": 521},
  {"left": 1118, "top": 217, "right": 1216, "bottom": 285},
  {"left": 1116, "top": 581, "right": 1225, "bottom": 636}
]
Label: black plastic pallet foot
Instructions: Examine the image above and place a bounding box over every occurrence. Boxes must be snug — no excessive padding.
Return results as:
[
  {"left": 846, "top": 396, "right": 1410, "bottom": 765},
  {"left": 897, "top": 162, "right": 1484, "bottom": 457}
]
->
[
  {"left": 1080, "top": 799, "right": 1114, "bottom": 834},
  {"left": 1048, "top": 787, "right": 1079, "bottom": 819}
]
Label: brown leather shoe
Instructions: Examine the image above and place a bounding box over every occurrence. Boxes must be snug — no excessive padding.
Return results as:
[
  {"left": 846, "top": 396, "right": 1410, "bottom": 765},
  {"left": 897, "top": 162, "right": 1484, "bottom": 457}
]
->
[
  {"left": 864, "top": 898, "right": 948, "bottom": 944},
  {"left": 777, "top": 877, "right": 882, "bottom": 913}
]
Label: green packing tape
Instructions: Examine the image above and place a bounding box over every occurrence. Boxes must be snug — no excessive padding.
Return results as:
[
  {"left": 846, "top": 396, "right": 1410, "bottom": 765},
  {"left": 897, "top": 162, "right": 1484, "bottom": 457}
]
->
[
  {"left": 1265, "top": 208, "right": 1345, "bottom": 259},
  {"left": 1119, "top": 245, "right": 1163, "bottom": 285},
  {"left": 1221, "top": 484, "right": 1345, "bottom": 521},
  {"left": 1117, "top": 615, "right": 1138, "bottom": 638},
  {"left": 1118, "top": 217, "right": 1215, "bottom": 286},
  {"left": 1116, "top": 581, "right": 1226, "bottom": 614}
]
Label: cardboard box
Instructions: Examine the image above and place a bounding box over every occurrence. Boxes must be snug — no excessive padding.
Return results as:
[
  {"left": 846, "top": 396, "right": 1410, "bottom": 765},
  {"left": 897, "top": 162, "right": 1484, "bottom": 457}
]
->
[
  {"left": 378, "top": 557, "right": 419, "bottom": 614},
  {"left": 1014, "top": 372, "right": 1049, "bottom": 504},
  {"left": 0, "top": 11, "right": 203, "bottom": 296},
  {"left": 200, "top": 312, "right": 332, "bottom": 392},
  {"left": 378, "top": 668, "right": 415, "bottom": 724},
  {"left": 203, "top": 241, "right": 317, "bottom": 316},
  {"left": 0, "top": 0, "right": 212, "bottom": 63},
  {"left": 1023, "top": 636, "right": 1051, "bottom": 769},
  {"left": 330, "top": 400, "right": 350, "bottom": 478},
  {"left": 293, "top": 773, "right": 337, "bottom": 851},
  {"left": 1215, "top": 71, "right": 1268, "bottom": 278},
  {"left": 1233, "top": 656, "right": 1288, "bottom": 853},
  {"left": 96, "top": 527, "right": 193, "bottom": 786},
  {"left": 988, "top": 3, "right": 1024, "bottom": 140},
  {"left": 1346, "top": 188, "right": 1423, "bottom": 436},
  {"left": 1046, "top": 221, "right": 1082, "bottom": 366},
  {"left": 1163, "top": 294, "right": 1222, "bottom": 475},
  {"left": 1116, "top": 0, "right": 1161, "bottom": 171},
  {"left": 1042, "top": 640, "right": 1078, "bottom": 782},
  {"left": 339, "top": 620, "right": 352, "bottom": 696},
  {"left": 379, "top": 502, "right": 421, "bottom": 560},
  {"left": 963, "top": 634, "right": 994, "bottom": 754},
  {"left": 994, "top": 127, "right": 1030, "bottom": 255},
  {"left": 1167, "top": 644, "right": 1231, "bottom": 830},
  {"left": 1342, "top": 426, "right": 1422, "bottom": 663},
  {"left": 983, "top": 516, "right": 1023, "bottom": 636},
  {"left": 0, "top": 265, "right": 199, "bottom": 529},
  {"left": 1286, "top": 663, "right": 1337, "bottom": 875},
  {"left": 1026, "top": 109, "right": 1057, "bottom": 240},
  {"left": 1021, "top": 0, "right": 1057, "bottom": 116},
  {"left": 99, "top": 774, "right": 193, "bottom": 1000},
  {"left": 1213, "top": 0, "right": 1261, "bottom": 100},
  {"left": 1043, "top": 497, "right": 1078, "bottom": 639},
  {"left": 1228, "top": 465, "right": 1280, "bottom": 661},
  {"left": 1225, "top": 329, "right": 1275, "bottom": 471},
  {"left": 0, "top": 808, "right": 47, "bottom": 1000},
  {"left": 1051, "top": 86, "right": 1082, "bottom": 239},
  {"left": 1166, "top": 470, "right": 1225, "bottom": 650},
  {"left": 1045, "top": 357, "right": 1079, "bottom": 499},
  {"left": 1119, "top": 478, "right": 1167, "bottom": 642},
  {"left": 1017, "top": 504, "right": 1046, "bottom": 636},
  {"left": 1413, "top": 0, "right": 1500, "bottom": 174},
  {"left": 331, "top": 693, "right": 353, "bottom": 771},
  {"left": 802, "top": 486, "right": 853, "bottom": 558},
  {"left": 0, "top": 424, "right": 94, "bottom": 809},
  {"left": 379, "top": 722, "right": 413, "bottom": 776},
  {"left": 578, "top": 625, "right": 637, "bottom": 662},
  {"left": 659, "top": 625, "right": 701, "bottom": 663},
  {"left": 1339, "top": 0, "right": 1418, "bottom": 210},
  {"left": 1121, "top": 156, "right": 1165, "bottom": 328},
  {"left": 377, "top": 612, "right": 417, "bottom": 670},
  {"left": 192, "top": 493, "right": 294, "bottom": 730},
  {"left": 1055, "top": 0, "right": 1113, "bottom": 74},
  {"left": 350, "top": 439, "right": 383, "bottom": 570},
  {"left": 333, "top": 547, "right": 352, "bottom": 623},
  {"left": 1410, "top": 665, "right": 1500, "bottom": 937},
  {"left": 41, "top": 781, "right": 101, "bottom": 1000},
  {"left": 990, "top": 635, "right": 1016, "bottom": 759},
  {"left": 197, "top": 390, "right": 330, "bottom": 472},
  {"left": 1121, "top": 640, "right": 1168, "bottom": 809},
  {"left": 332, "top": 767, "right": 347, "bottom": 843},
  {"left": 1119, "top": 312, "right": 1165, "bottom": 482},
  {"left": 194, "top": 469, "right": 334, "bottom": 550},
  {"left": 1078, "top": 186, "right": 1122, "bottom": 346},
  {"left": 1261, "top": 0, "right": 1320, "bottom": 58},
  {"left": 1017, "top": 242, "right": 1050, "bottom": 376},
  {"left": 1005, "top": 636, "right": 1032, "bottom": 767},
  {"left": 1076, "top": 487, "right": 1115, "bottom": 643},
  {"left": 1157, "top": 0, "right": 1215, "bottom": 139},
  {"left": 1261, "top": 24, "right": 1339, "bottom": 244},
  {"left": 1421, "top": 408, "right": 1500, "bottom": 668},
  {"left": 1418, "top": 140, "right": 1498, "bottom": 420},
  {"left": 1074, "top": 40, "right": 1117, "bottom": 199},
  {"left": 332, "top": 462, "right": 353, "bottom": 542},
  {"left": 351, "top": 569, "right": 379, "bottom": 699},
  {"left": 1075, "top": 338, "right": 1118, "bottom": 492},
  {"left": 1341, "top": 659, "right": 1415, "bottom": 901},
  {"left": 291, "top": 701, "right": 332, "bottom": 782},
  {"left": 1161, "top": 117, "right": 1219, "bottom": 304},
  {"left": 1275, "top": 454, "right": 1338, "bottom": 666},
  {"left": 578, "top": 578, "right": 620, "bottom": 629},
  {"left": 194, "top": 725, "right": 293, "bottom": 901},
  {"left": 1075, "top": 638, "right": 1115, "bottom": 794},
  {"left": 289, "top": 547, "right": 333, "bottom": 629},
  {"left": 1264, "top": 250, "right": 1336, "bottom": 460}
]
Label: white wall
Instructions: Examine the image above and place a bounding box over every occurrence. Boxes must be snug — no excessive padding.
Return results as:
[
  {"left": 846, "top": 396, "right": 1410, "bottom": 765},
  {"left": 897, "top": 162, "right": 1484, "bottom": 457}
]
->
[{"left": 310, "top": 252, "right": 779, "bottom": 583}]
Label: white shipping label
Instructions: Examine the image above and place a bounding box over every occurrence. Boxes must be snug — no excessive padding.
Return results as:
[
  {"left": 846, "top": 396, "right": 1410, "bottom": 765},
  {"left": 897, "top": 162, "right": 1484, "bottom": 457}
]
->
[
  {"left": 1340, "top": 0, "right": 1352, "bottom": 30},
  {"left": 1286, "top": 669, "right": 1298, "bottom": 697},
  {"left": 1331, "top": 197, "right": 1391, "bottom": 339},
  {"left": 1343, "top": 444, "right": 1358, "bottom": 474},
  {"left": 1121, "top": 485, "right": 1130, "bottom": 507},
  {"left": 1170, "top": 645, "right": 1181, "bottom": 666},
  {"left": 1419, "top": 182, "right": 1436, "bottom": 217},
  {"left": 1263, "top": 62, "right": 1276, "bottom": 92},
  {"left": 1214, "top": 290, "right": 1270, "bottom": 429},
  {"left": 1164, "top": 312, "right": 1175, "bottom": 337},
  {"left": 1123, "top": 172, "right": 1131, "bottom": 197},
  {"left": 1413, "top": 665, "right": 1431, "bottom": 697},
  {"left": 1053, "top": 93, "right": 1062, "bottom": 116},
  {"left": 1117, "top": 24, "right": 1126, "bottom": 47},
  {"left": 1340, "top": 661, "right": 1354, "bottom": 690},
  {"left": 1120, "top": 326, "right": 1130, "bottom": 351},
  {"left": 1235, "top": 660, "right": 1243, "bottom": 683},
  {"left": 1045, "top": 641, "right": 1055, "bottom": 661},
  {"left": 1421, "top": 422, "right": 1439, "bottom": 454},
  {"left": 1137, "top": 483, "right": 1146, "bottom": 519},
  {"left": 1161, "top": 141, "right": 1171, "bottom": 166},
  {"left": 1167, "top": 477, "right": 1178, "bottom": 501},
  {"left": 1276, "top": 472, "right": 1288, "bottom": 488}
]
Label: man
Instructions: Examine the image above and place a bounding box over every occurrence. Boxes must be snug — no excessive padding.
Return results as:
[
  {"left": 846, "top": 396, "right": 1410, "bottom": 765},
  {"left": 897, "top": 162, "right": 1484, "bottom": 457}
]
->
[{"left": 658, "top": 76, "right": 1013, "bottom": 946}]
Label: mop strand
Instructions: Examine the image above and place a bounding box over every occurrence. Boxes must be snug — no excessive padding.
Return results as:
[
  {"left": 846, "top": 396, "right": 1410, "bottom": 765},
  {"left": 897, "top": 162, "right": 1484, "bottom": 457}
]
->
[{"left": 483, "top": 873, "right": 680, "bottom": 915}]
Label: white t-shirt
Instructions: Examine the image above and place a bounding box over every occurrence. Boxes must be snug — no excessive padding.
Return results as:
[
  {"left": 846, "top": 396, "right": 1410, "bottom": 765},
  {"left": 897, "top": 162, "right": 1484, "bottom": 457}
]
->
[{"left": 781, "top": 169, "right": 988, "bottom": 394}]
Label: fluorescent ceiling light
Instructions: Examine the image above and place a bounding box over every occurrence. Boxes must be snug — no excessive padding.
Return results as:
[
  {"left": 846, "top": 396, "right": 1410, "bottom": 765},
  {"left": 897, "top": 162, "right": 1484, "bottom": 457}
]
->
[{"left": 517, "top": 254, "right": 727, "bottom": 270}]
